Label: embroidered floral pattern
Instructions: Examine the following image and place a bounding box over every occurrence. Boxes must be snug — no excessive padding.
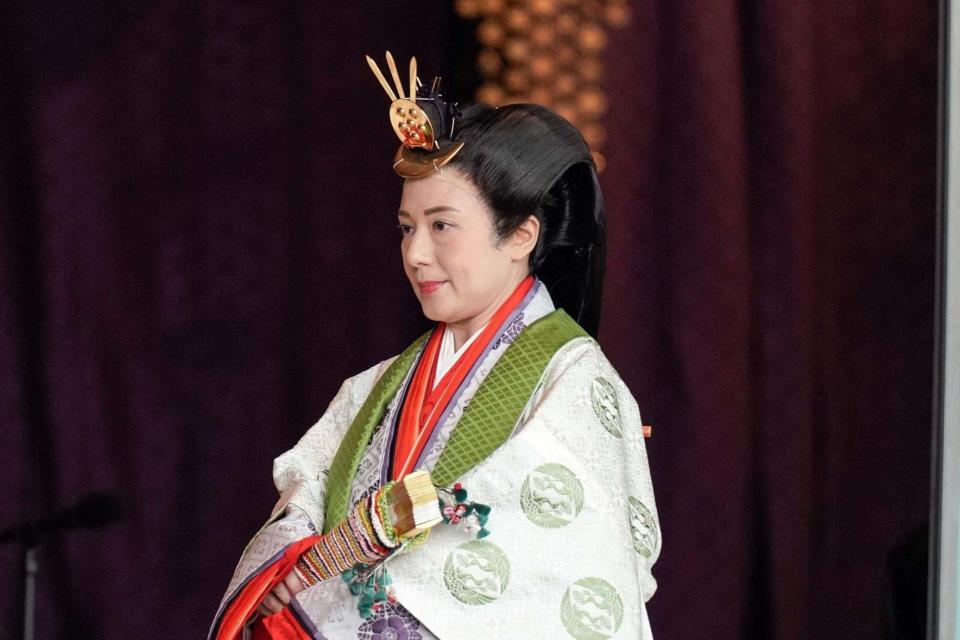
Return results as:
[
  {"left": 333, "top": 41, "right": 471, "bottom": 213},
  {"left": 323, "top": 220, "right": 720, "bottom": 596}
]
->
[
  {"left": 520, "top": 463, "right": 585, "bottom": 528},
  {"left": 357, "top": 602, "right": 423, "bottom": 640},
  {"left": 492, "top": 312, "right": 525, "bottom": 350},
  {"left": 443, "top": 540, "right": 511, "bottom": 605},
  {"left": 589, "top": 377, "right": 622, "bottom": 438},
  {"left": 560, "top": 577, "right": 624, "bottom": 640},
  {"left": 628, "top": 496, "right": 658, "bottom": 559}
]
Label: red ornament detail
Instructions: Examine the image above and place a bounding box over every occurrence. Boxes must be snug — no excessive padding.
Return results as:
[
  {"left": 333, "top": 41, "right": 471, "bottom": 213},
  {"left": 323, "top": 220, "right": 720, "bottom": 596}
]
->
[{"left": 403, "top": 130, "right": 422, "bottom": 145}]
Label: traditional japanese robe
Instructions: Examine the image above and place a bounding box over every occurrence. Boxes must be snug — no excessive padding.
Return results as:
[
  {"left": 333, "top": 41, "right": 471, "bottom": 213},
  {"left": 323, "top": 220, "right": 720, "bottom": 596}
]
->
[{"left": 210, "top": 282, "right": 661, "bottom": 639}]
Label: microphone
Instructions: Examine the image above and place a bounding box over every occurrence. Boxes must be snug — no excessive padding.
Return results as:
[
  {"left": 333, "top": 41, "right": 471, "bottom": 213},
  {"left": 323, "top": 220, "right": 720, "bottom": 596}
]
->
[{"left": 0, "top": 492, "right": 122, "bottom": 545}]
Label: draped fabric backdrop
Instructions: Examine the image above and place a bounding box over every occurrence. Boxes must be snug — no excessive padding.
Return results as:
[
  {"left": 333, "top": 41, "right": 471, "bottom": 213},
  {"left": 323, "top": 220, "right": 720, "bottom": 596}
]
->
[{"left": 0, "top": 2, "right": 937, "bottom": 639}]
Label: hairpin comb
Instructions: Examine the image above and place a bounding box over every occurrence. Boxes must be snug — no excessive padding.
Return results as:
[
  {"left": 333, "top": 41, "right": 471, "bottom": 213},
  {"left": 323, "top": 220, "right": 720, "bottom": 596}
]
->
[{"left": 365, "top": 51, "right": 465, "bottom": 178}]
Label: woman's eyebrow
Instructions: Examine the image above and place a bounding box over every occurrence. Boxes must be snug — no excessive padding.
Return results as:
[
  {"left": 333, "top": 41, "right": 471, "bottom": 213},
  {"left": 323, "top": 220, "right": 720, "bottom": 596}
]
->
[
  {"left": 424, "top": 206, "right": 461, "bottom": 215},
  {"left": 397, "top": 206, "right": 461, "bottom": 218}
]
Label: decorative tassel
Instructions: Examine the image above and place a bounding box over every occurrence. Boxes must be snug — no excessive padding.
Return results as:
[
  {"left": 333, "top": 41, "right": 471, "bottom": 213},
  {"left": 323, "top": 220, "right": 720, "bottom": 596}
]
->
[
  {"left": 436, "top": 482, "right": 493, "bottom": 539},
  {"left": 342, "top": 563, "right": 398, "bottom": 619},
  {"left": 339, "top": 480, "right": 493, "bottom": 618}
]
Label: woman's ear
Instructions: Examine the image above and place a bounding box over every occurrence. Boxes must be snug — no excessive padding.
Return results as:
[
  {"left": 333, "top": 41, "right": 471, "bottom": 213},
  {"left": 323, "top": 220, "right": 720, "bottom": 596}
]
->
[{"left": 509, "top": 215, "right": 540, "bottom": 262}]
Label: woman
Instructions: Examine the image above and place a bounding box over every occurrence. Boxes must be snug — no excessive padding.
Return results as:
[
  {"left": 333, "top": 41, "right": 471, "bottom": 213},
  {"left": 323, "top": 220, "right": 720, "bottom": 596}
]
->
[{"left": 210, "top": 53, "right": 661, "bottom": 640}]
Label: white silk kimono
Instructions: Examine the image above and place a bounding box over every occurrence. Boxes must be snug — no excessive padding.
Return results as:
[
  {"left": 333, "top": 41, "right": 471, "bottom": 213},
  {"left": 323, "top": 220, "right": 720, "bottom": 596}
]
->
[{"left": 212, "top": 283, "right": 661, "bottom": 639}]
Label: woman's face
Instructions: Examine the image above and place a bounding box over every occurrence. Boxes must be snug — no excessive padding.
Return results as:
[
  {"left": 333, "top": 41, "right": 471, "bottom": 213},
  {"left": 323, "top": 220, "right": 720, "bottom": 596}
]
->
[{"left": 397, "top": 167, "right": 534, "bottom": 336}]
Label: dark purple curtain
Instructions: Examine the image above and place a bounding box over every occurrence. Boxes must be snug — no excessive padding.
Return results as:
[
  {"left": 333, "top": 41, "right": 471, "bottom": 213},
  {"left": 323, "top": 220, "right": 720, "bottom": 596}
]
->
[{"left": 0, "top": 2, "right": 937, "bottom": 639}]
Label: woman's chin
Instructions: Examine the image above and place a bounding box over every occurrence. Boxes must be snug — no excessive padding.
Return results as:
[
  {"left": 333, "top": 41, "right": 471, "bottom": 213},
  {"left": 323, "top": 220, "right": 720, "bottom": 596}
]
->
[
  {"left": 419, "top": 303, "right": 446, "bottom": 323},
  {"left": 418, "top": 298, "right": 457, "bottom": 324}
]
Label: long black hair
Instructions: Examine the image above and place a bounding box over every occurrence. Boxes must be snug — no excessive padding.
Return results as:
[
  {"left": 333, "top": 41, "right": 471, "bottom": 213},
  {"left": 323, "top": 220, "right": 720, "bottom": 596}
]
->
[{"left": 445, "top": 103, "right": 606, "bottom": 337}]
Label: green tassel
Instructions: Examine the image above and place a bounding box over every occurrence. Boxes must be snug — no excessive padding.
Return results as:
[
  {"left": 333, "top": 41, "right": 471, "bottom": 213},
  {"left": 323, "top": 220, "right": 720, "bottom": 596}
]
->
[
  {"left": 474, "top": 503, "right": 491, "bottom": 516},
  {"left": 454, "top": 488, "right": 468, "bottom": 502}
]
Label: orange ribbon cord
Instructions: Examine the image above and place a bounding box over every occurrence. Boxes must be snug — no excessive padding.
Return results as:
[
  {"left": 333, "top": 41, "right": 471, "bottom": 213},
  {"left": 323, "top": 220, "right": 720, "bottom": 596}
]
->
[
  {"left": 214, "top": 535, "right": 319, "bottom": 640},
  {"left": 391, "top": 276, "right": 534, "bottom": 480}
]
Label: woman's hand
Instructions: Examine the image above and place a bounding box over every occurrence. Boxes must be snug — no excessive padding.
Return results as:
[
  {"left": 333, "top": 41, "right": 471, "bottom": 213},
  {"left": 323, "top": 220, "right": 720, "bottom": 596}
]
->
[{"left": 256, "top": 571, "right": 305, "bottom": 617}]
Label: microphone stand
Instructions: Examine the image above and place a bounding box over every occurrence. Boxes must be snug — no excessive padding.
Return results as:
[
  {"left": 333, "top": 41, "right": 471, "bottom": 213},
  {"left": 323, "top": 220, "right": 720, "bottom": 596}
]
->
[
  {"left": 22, "top": 542, "right": 37, "bottom": 640},
  {"left": 0, "top": 493, "right": 122, "bottom": 640}
]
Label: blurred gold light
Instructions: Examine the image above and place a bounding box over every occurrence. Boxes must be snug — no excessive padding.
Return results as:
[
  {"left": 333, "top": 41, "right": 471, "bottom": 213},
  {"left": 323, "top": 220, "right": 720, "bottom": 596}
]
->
[
  {"left": 578, "top": 89, "right": 608, "bottom": 116},
  {"left": 582, "top": 123, "right": 606, "bottom": 146},
  {"left": 506, "top": 7, "right": 531, "bottom": 30},
  {"left": 554, "top": 73, "right": 577, "bottom": 97},
  {"left": 581, "top": 59, "right": 603, "bottom": 81},
  {"left": 556, "top": 45, "right": 577, "bottom": 64},
  {"left": 529, "top": 54, "right": 555, "bottom": 79},
  {"left": 477, "top": 21, "right": 505, "bottom": 46},
  {"left": 480, "top": 0, "right": 506, "bottom": 12},
  {"left": 529, "top": 86, "right": 552, "bottom": 104},
  {"left": 504, "top": 68, "right": 530, "bottom": 92},
  {"left": 454, "top": 0, "right": 631, "bottom": 171},
  {"left": 477, "top": 83, "right": 506, "bottom": 105},
  {"left": 477, "top": 48, "right": 503, "bottom": 74},
  {"left": 530, "top": 0, "right": 557, "bottom": 16},
  {"left": 456, "top": 0, "right": 481, "bottom": 19},
  {"left": 591, "top": 150, "right": 607, "bottom": 172},
  {"left": 605, "top": 2, "right": 631, "bottom": 27},
  {"left": 504, "top": 38, "right": 531, "bottom": 62},
  {"left": 531, "top": 24, "right": 554, "bottom": 46},
  {"left": 556, "top": 13, "right": 578, "bottom": 34},
  {"left": 579, "top": 25, "right": 607, "bottom": 51},
  {"left": 554, "top": 102, "right": 579, "bottom": 124}
]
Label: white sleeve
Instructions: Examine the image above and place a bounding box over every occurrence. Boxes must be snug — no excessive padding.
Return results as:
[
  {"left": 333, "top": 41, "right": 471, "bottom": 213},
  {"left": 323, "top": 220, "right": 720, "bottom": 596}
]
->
[
  {"left": 528, "top": 337, "right": 662, "bottom": 601},
  {"left": 269, "top": 356, "right": 397, "bottom": 529}
]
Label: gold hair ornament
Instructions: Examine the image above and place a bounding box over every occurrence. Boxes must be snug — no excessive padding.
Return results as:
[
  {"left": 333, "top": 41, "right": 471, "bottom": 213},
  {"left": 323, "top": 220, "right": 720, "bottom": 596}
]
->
[{"left": 365, "top": 52, "right": 465, "bottom": 179}]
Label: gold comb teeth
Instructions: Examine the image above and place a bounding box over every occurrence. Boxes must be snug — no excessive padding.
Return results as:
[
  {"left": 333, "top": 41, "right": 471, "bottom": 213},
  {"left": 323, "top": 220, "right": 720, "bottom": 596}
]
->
[
  {"left": 365, "top": 54, "right": 397, "bottom": 102},
  {"left": 385, "top": 51, "right": 406, "bottom": 102},
  {"left": 409, "top": 56, "right": 417, "bottom": 101}
]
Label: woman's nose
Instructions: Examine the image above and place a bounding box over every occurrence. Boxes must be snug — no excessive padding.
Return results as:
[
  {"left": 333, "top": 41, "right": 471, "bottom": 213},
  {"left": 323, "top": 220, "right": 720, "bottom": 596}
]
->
[{"left": 404, "top": 228, "right": 433, "bottom": 267}]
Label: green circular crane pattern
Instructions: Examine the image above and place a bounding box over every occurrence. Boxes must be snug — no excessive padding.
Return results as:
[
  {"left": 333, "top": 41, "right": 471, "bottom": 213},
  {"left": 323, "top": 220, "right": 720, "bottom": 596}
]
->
[
  {"left": 628, "top": 496, "right": 658, "bottom": 559},
  {"left": 560, "top": 577, "right": 625, "bottom": 640},
  {"left": 443, "top": 540, "right": 511, "bottom": 606},
  {"left": 590, "top": 377, "right": 622, "bottom": 438},
  {"left": 520, "top": 463, "right": 585, "bottom": 528}
]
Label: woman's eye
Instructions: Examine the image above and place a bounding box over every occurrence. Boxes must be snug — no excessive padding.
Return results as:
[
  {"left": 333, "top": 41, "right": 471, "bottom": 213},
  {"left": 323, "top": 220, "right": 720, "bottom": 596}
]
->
[
  {"left": 433, "top": 221, "right": 450, "bottom": 231},
  {"left": 397, "top": 224, "right": 413, "bottom": 236}
]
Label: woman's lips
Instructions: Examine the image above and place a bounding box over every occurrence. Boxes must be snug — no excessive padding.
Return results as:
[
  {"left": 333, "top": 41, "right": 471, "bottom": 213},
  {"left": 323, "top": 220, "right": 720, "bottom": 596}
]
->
[{"left": 418, "top": 280, "right": 446, "bottom": 295}]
